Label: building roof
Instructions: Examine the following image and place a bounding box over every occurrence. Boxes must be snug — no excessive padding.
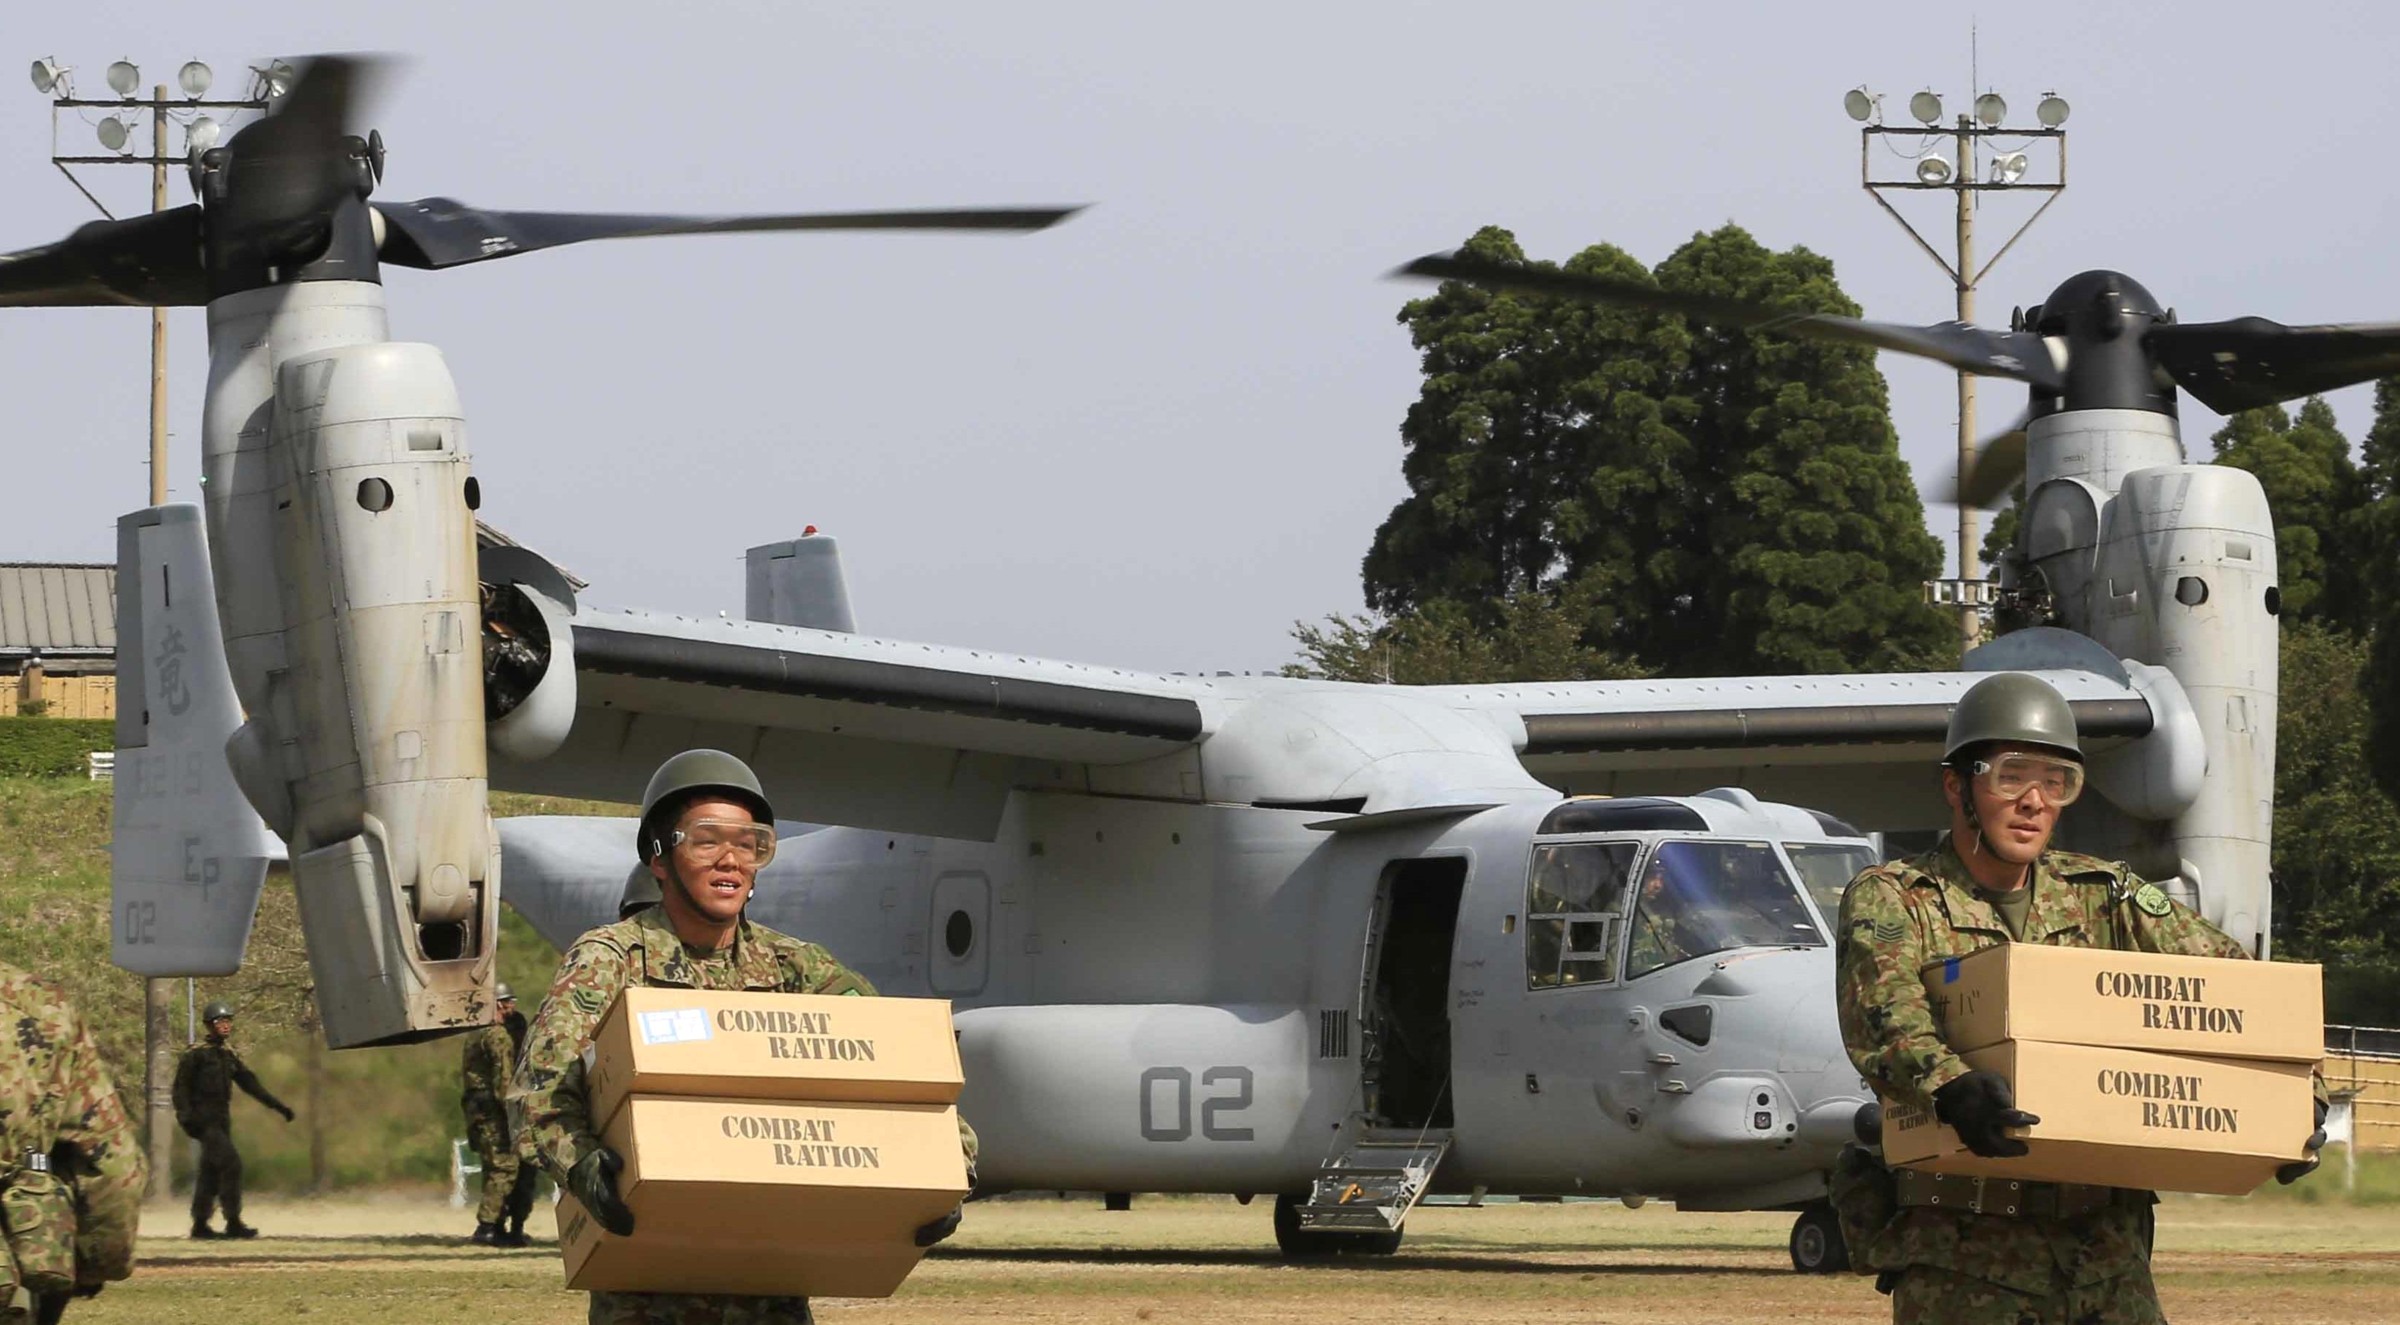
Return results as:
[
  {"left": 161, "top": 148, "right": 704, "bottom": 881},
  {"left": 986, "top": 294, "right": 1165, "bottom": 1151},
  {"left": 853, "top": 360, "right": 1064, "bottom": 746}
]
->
[{"left": 0, "top": 563, "right": 115, "bottom": 656}]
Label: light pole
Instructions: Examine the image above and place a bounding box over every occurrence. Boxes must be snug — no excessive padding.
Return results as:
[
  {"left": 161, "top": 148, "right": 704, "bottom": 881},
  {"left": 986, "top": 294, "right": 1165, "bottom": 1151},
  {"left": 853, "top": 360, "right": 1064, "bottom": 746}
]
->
[
  {"left": 1846, "top": 85, "right": 2069, "bottom": 651},
  {"left": 27, "top": 53, "right": 277, "bottom": 1202}
]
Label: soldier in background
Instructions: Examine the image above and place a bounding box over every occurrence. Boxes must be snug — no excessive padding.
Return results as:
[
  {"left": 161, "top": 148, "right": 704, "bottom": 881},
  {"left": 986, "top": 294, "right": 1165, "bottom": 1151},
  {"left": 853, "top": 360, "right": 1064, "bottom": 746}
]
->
[
  {"left": 171, "top": 1001, "right": 292, "bottom": 1240},
  {"left": 461, "top": 984, "right": 531, "bottom": 1248},
  {"left": 0, "top": 959, "right": 144, "bottom": 1321},
  {"left": 514, "top": 749, "right": 973, "bottom": 1325},
  {"left": 499, "top": 993, "right": 541, "bottom": 1246},
  {"left": 1833, "top": 673, "right": 2326, "bottom": 1323}
]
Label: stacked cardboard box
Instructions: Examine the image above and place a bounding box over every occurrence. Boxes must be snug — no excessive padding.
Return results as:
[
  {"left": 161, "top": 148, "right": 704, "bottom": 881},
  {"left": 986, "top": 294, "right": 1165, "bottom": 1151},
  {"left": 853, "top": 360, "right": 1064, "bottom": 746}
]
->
[
  {"left": 1881, "top": 944, "right": 2323, "bottom": 1195},
  {"left": 559, "top": 988, "right": 971, "bottom": 1297}
]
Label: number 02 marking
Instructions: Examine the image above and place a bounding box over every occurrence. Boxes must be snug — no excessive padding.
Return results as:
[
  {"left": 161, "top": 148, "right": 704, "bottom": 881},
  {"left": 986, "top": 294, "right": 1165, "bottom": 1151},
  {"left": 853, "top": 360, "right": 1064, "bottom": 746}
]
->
[{"left": 1138, "top": 1065, "right": 1254, "bottom": 1142}]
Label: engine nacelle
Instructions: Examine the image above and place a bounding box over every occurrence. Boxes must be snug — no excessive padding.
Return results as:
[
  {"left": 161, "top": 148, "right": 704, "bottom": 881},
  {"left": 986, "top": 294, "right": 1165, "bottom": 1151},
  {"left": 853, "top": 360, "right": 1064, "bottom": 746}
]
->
[
  {"left": 2022, "top": 409, "right": 2280, "bottom": 953},
  {"left": 205, "top": 307, "right": 501, "bottom": 1046}
]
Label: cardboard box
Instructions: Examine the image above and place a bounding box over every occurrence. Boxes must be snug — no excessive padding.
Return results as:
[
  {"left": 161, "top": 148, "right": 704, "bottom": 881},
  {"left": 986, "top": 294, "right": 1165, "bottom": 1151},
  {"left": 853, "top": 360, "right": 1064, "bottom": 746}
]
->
[
  {"left": 1924, "top": 944, "right": 2322, "bottom": 1061},
  {"left": 587, "top": 989, "right": 963, "bottom": 1129},
  {"left": 561, "top": 1095, "right": 970, "bottom": 1298},
  {"left": 1882, "top": 1040, "right": 2317, "bottom": 1195}
]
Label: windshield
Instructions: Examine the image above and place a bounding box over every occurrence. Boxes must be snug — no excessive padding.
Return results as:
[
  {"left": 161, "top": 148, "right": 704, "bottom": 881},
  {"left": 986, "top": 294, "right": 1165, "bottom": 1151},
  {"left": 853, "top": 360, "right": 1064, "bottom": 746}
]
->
[
  {"left": 1785, "top": 842, "right": 1880, "bottom": 925},
  {"left": 1627, "top": 839, "right": 1825, "bottom": 979},
  {"left": 1525, "top": 840, "right": 1637, "bottom": 989}
]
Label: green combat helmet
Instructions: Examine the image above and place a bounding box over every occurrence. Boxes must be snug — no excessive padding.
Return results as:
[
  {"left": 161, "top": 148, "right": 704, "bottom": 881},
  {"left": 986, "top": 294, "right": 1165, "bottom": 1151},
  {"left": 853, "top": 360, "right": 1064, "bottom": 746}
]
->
[
  {"left": 201, "top": 1001, "right": 235, "bottom": 1023},
  {"left": 1943, "top": 672, "right": 2081, "bottom": 766},
  {"left": 618, "top": 749, "right": 775, "bottom": 915},
  {"left": 492, "top": 983, "right": 515, "bottom": 1002}
]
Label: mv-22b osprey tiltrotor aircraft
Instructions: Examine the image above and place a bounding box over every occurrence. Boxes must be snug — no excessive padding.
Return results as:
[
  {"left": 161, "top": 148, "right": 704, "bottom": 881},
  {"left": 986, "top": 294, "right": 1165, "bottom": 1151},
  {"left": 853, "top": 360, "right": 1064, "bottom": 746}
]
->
[{"left": 11, "top": 55, "right": 2399, "bottom": 1268}]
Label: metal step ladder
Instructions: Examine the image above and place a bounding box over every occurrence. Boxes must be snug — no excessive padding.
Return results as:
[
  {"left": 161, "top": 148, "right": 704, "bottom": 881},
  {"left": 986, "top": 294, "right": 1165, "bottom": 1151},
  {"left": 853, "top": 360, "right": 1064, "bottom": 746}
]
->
[{"left": 1295, "top": 1128, "right": 1452, "bottom": 1233}]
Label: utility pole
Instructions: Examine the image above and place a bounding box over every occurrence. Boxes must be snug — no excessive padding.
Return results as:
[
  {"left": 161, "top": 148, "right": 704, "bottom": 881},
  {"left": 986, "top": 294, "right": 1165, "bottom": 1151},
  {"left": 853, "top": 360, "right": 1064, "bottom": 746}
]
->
[
  {"left": 1846, "top": 84, "right": 2069, "bottom": 652},
  {"left": 28, "top": 54, "right": 273, "bottom": 1203}
]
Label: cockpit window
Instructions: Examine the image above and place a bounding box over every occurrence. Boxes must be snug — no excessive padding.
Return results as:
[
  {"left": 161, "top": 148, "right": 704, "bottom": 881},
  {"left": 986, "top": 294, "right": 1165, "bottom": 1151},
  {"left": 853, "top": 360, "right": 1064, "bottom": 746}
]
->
[
  {"left": 1784, "top": 842, "right": 1879, "bottom": 924},
  {"left": 1626, "top": 839, "right": 1825, "bottom": 979},
  {"left": 1525, "top": 841, "right": 1637, "bottom": 990}
]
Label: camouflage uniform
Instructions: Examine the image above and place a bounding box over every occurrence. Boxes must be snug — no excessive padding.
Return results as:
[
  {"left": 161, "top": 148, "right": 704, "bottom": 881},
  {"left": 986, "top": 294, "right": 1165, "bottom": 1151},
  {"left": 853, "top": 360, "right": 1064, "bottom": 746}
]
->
[
  {"left": 1835, "top": 837, "right": 2318, "bottom": 1324},
  {"left": 513, "top": 905, "right": 977, "bottom": 1325},
  {"left": 171, "top": 1037, "right": 290, "bottom": 1233},
  {"left": 0, "top": 961, "right": 144, "bottom": 1319},
  {"left": 461, "top": 1022, "right": 533, "bottom": 1227},
  {"left": 1627, "top": 908, "right": 1693, "bottom": 975}
]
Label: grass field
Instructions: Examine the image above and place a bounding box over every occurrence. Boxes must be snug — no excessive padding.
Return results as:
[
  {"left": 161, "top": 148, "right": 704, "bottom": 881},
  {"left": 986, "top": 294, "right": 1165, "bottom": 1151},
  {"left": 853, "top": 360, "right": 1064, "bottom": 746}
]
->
[
  {"left": 54, "top": 1193, "right": 2400, "bottom": 1323},
  {"left": 0, "top": 776, "right": 617, "bottom": 1190}
]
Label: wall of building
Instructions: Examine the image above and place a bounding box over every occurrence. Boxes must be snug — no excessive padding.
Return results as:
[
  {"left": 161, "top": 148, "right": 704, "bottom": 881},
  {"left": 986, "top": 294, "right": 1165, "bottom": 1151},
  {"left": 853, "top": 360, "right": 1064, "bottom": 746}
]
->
[
  {"left": 0, "top": 671, "right": 117, "bottom": 719},
  {"left": 2324, "top": 1052, "right": 2400, "bottom": 1153}
]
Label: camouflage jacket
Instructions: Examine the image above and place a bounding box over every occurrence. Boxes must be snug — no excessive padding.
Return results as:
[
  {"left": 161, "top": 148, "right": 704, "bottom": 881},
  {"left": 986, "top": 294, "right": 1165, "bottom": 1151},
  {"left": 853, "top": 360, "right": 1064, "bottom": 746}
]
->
[
  {"left": 172, "top": 1040, "right": 287, "bottom": 1131},
  {"left": 1837, "top": 837, "right": 2262, "bottom": 1110},
  {"left": 0, "top": 960, "right": 144, "bottom": 1290},
  {"left": 460, "top": 1022, "right": 516, "bottom": 1113},
  {"left": 512, "top": 905, "right": 978, "bottom": 1189},
  {"left": 1834, "top": 836, "right": 2321, "bottom": 1293}
]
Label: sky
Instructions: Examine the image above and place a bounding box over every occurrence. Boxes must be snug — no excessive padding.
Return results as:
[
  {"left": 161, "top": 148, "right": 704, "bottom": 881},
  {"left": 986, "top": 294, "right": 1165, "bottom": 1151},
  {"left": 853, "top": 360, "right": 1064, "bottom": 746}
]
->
[{"left": 5, "top": 2, "right": 2399, "bottom": 674}]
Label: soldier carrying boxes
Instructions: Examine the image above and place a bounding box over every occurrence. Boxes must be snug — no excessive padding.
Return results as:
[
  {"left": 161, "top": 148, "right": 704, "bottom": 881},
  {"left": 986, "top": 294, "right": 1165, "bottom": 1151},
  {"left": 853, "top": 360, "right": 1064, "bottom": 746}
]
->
[
  {"left": 511, "top": 750, "right": 974, "bottom": 1325},
  {"left": 1830, "top": 673, "right": 2328, "bottom": 1325}
]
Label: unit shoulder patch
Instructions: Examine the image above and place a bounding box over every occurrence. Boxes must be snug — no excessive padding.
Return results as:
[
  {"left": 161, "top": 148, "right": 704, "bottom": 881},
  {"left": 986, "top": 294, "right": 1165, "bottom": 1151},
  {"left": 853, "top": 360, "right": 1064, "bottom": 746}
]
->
[{"left": 2132, "top": 882, "right": 2174, "bottom": 917}]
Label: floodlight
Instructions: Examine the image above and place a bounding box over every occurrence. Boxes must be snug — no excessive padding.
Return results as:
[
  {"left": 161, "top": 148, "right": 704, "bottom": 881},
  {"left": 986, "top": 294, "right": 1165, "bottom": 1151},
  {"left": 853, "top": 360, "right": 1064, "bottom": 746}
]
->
[
  {"left": 2037, "top": 93, "right": 2070, "bottom": 127},
  {"left": 1975, "top": 92, "right": 2006, "bottom": 127},
  {"left": 179, "top": 60, "right": 213, "bottom": 98},
  {"left": 105, "top": 60, "right": 139, "bottom": 97},
  {"left": 1916, "top": 154, "right": 1953, "bottom": 185},
  {"left": 96, "top": 117, "right": 129, "bottom": 152},
  {"left": 254, "top": 59, "right": 296, "bottom": 99},
  {"left": 1990, "top": 152, "right": 2028, "bottom": 185},
  {"left": 1910, "top": 89, "right": 1942, "bottom": 125},
  {"left": 30, "top": 58, "right": 65, "bottom": 95},
  {"left": 187, "top": 116, "right": 220, "bottom": 151},
  {"left": 1844, "top": 87, "right": 1874, "bottom": 122}
]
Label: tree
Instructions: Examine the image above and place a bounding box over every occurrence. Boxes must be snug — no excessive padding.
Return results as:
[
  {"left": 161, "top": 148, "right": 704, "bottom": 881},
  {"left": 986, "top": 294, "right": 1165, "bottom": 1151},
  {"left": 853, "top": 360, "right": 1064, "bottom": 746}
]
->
[
  {"left": 2356, "top": 378, "right": 2400, "bottom": 804},
  {"left": 2210, "top": 396, "right": 2365, "bottom": 631},
  {"left": 1362, "top": 224, "right": 1952, "bottom": 678},
  {"left": 1286, "top": 584, "right": 1647, "bottom": 686},
  {"left": 2272, "top": 621, "right": 2400, "bottom": 1020}
]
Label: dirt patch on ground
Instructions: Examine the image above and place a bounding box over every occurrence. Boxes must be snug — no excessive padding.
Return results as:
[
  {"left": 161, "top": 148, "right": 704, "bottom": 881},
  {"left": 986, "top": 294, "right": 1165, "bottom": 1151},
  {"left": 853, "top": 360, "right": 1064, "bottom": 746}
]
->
[{"left": 64, "top": 1194, "right": 2399, "bottom": 1324}]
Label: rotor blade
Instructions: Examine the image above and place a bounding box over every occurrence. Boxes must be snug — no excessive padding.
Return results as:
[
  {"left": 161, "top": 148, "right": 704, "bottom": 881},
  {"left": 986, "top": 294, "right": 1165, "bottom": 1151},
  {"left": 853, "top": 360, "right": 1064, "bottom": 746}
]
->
[
  {"left": 373, "top": 199, "right": 1086, "bottom": 270},
  {"left": 1954, "top": 416, "right": 2030, "bottom": 509},
  {"left": 0, "top": 206, "right": 208, "bottom": 307},
  {"left": 2149, "top": 318, "right": 2400, "bottom": 415},
  {"left": 214, "top": 54, "right": 390, "bottom": 257},
  {"left": 1397, "top": 253, "right": 2065, "bottom": 392}
]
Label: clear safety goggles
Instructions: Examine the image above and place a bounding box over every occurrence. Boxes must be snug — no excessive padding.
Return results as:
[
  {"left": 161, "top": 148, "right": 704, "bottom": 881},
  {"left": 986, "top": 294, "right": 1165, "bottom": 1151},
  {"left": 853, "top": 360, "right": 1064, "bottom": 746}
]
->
[
  {"left": 1970, "top": 753, "right": 2085, "bottom": 806},
  {"left": 671, "top": 818, "right": 778, "bottom": 867}
]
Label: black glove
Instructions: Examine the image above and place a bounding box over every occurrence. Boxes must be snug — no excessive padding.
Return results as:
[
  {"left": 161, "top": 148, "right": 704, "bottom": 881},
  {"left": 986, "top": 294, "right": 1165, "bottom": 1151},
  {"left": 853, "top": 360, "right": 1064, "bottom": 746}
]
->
[
  {"left": 276, "top": 1104, "right": 295, "bottom": 1123},
  {"left": 2277, "top": 1098, "right": 2331, "bottom": 1185},
  {"left": 913, "top": 1205, "right": 963, "bottom": 1248},
  {"left": 1932, "top": 1071, "right": 2040, "bottom": 1159},
  {"left": 569, "top": 1147, "right": 637, "bottom": 1237}
]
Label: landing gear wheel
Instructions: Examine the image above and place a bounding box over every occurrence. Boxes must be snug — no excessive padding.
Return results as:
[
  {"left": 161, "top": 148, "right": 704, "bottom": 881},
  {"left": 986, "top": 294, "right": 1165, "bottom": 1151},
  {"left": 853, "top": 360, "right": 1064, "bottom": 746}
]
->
[
  {"left": 1103, "top": 1192, "right": 1132, "bottom": 1212},
  {"left": 1273, "top": 1194, "right": 1322, "bottom": 1258},
  {"left": 1789, "top": 1200, "right": 1849, "bottom": 1274},
  {"left": 1273, "top": 1194, "right": 1404, "bottom": 1258}
]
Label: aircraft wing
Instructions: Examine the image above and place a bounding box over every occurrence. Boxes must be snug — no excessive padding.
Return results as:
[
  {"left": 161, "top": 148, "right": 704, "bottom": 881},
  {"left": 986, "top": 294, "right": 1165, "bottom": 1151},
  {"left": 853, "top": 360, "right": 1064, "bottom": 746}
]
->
[
  {"left": 488, "top": 600, "right": 1218, "bottom": 841},
  {"left": 1429, "top": 629, "right": 2200, "bottom": 832}
]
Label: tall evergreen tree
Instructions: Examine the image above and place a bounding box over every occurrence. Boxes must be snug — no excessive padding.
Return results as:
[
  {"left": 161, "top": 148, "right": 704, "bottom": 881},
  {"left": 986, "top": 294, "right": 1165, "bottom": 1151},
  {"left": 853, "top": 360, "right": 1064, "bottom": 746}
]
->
[
  {"left": 2357, "top": 378, "right": 2400, "bottom": 802},
  {"left": 1363, "top": 224, "right": 1951, "bottom": 677}
]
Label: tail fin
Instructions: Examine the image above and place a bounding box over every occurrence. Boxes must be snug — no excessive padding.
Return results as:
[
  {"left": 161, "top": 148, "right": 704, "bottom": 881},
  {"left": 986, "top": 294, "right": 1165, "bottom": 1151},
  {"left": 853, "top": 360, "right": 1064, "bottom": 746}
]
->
[
  {"left": 744, "top": 532, "right": 855, "bottom": 632},
  {"left": 110, "top": 505, "right": 282, "bottom": 976}
]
